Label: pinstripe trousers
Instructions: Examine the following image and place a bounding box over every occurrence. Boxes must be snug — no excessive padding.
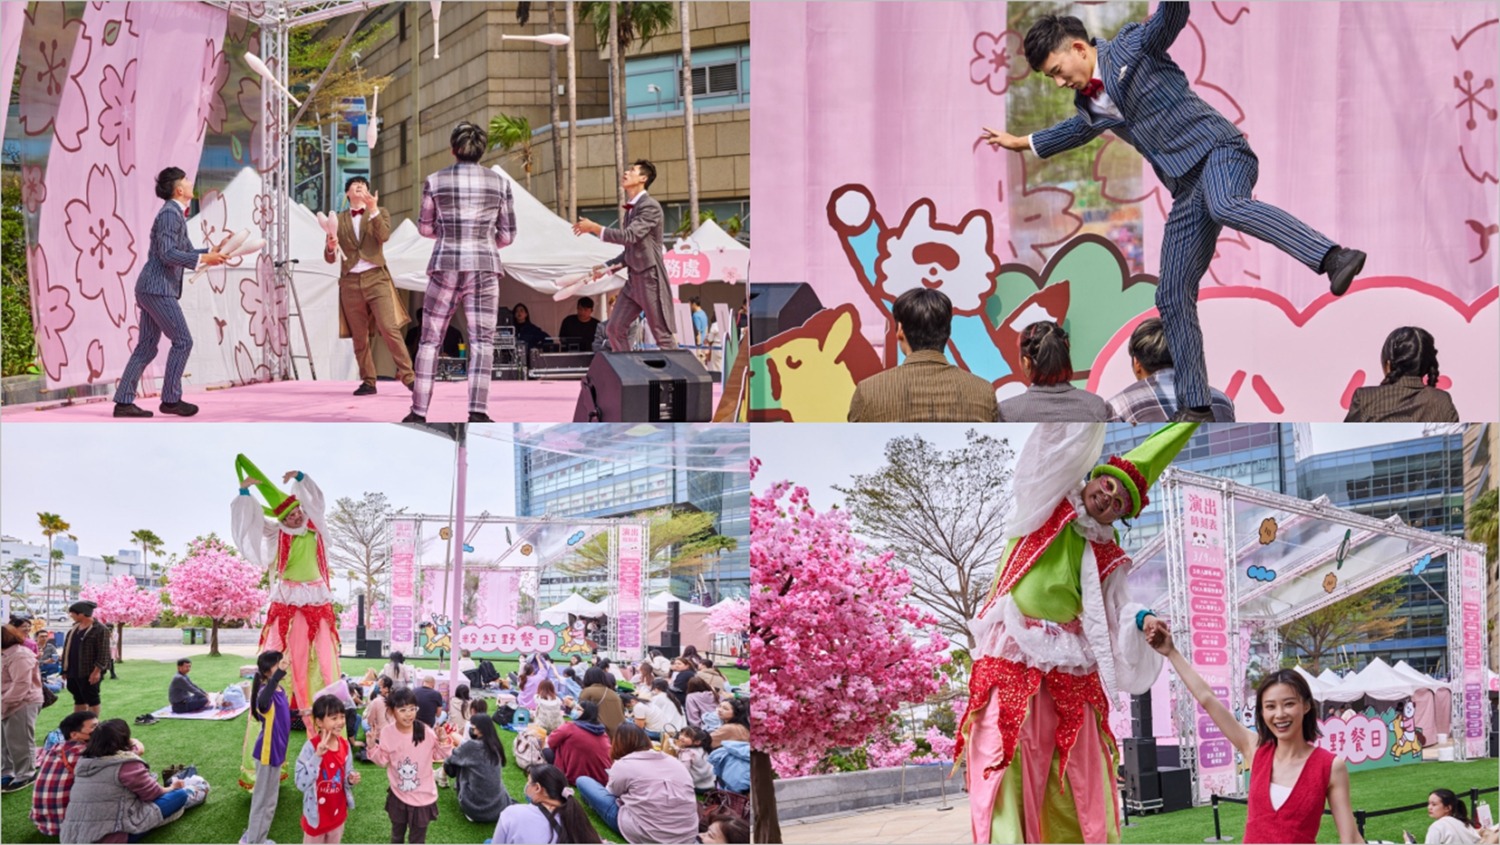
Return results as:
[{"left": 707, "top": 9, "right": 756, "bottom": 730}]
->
[
  {"left": 410, "top": 270, "right": 499, "bottom": 416},
  {"left": 1158, "top": 141, "right": 1335, "bottom": 408},
  {"left": 112, "top": 292, "right": 194, "bottom": 405}
]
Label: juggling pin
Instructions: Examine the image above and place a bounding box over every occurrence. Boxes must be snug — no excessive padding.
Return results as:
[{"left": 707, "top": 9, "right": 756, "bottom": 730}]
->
[
  {"left": 551, "top": 268, "right": 614, "bottom": 302},
  {"left": 316, "top": 212, "right": 346, "bottom": 262},
  {"left": 188, "top": 230, "right": 263, "bottom": 284},
  {"left": 431, "top": 1, "right": 442, "bottom": 59},
  {"left": 186, "top": 228, "right": 249, "bottom": 283},
  {"left": 244, "top": 52, "right": 302, "bottom": 107},
  {"left": 367, "top": 86, "right": 379, "bottom": 151},
  {"left": 501, "top": 33, "right": 571, "bottom": 46}
]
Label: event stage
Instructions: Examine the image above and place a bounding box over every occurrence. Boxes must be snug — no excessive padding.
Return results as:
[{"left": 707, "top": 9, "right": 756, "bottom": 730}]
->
[{"left": 0, "top": 378, "right": 724, "bottom": 424}]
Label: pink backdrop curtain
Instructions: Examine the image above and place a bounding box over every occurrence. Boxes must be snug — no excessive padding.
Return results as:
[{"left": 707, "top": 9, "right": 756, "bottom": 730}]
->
[{"left": 0, "top": 1, "right": 25, "bottom": 141}]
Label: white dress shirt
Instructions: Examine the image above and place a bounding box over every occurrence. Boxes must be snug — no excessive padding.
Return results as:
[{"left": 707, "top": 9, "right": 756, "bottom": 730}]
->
[{"left": 349, "top": 209, "right": 377, "bottom": 274}]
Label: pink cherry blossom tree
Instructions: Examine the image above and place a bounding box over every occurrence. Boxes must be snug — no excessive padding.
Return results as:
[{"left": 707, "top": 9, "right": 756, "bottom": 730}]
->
[
  {"left": 704, "top": 597, "right": 749, "bottom": 635},
  {"left": 750, "top": 460, "right": 950, "bottom": 843},
  {"left": 79, "top": 574, "right": 160, "bottom": 663},
  {"left": 339, "top": 600, "right": 388, "bottom": 630},
  {"left": 165, "top": 537, "right": 267, "bottom": 656}
]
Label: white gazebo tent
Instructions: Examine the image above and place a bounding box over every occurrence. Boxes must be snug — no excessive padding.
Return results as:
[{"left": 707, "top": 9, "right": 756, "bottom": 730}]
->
[{"left": 538, "top": 593, "right": 607, "bottom": 626}]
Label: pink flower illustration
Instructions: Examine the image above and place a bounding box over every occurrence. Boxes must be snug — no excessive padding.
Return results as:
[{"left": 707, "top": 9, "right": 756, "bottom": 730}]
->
[
  {"left": 21, "top": 166, "right": 47, "bottom": 214},
  {"left": 19, "top": 2, "right": 93, "bottom": 147},
  {"left": 31, "top": 246, "right": 76, "bottom": 383},
  {"left": 98, "top": 59, "right": 138, "bottom": 175},
  {"left": 197, "top": 40, "right": 229, "bottom": 139},
  {"left": 86, "top": 339, "right": 106, "bottom": 381},
  {"left": 240, "top": 254, "right": 288, "bottom": 357},
  {"left": 251, "top": 191, "right": 274, "bottom": 230},
  {"left": 233, "top": 340, "right": 272, "bottom": 385},
  {"left": 194, "top": 189, "right": 239, "bottom": 294},
  {"left": 969, "top": 30, "right": 1028, "bottom": 96},
  {"left": 63, "top": 164, "right": 137, "bottom": 327}
]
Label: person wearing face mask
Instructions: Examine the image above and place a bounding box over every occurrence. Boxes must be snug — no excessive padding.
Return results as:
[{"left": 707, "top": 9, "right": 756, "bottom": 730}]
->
[
  {"left": 231, "top": 454, "right": 341, "bottom": 723},
  {"left": 955, "top": 423, "right": 1196, "bottom": 844},
  {"left": 441, "top": 714, "right": 512, "bottom": 824}
]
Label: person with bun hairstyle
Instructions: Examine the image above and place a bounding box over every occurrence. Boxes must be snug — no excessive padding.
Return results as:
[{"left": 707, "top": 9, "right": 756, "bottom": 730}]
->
[
  {"left": 112, "top": 166, "right": 227, "bottom": 419},
  {"left": 1344, "top": 327, "right": 1460, "bottom": 422},
  {"left": 997, "top": 321, "right": 1110, "bottom": 422},
  {"left": 491, "top": 764, "right": 602, "bottom": 844},
  {"left": 1425, "top": 789, "right": 1481, "bottom": 845}
]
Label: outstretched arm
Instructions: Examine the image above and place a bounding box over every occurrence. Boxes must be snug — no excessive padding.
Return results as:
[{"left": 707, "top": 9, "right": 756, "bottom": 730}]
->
[
  {"left": 600, "top": 201, "right": 663, "bottom": 247},
  {"left": 1138, "top": 1, "right": 1190, "bottom": 55},
  {"left": 1327, "top": 757, "right": 1365, "bottom": 843},
  {"left": 1151, "top": 626, "right": 1258, "bottom": 758}
]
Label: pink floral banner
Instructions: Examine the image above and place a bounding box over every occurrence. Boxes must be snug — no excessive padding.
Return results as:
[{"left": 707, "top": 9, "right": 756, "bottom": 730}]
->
[
  {"left": 29, "top": 1, "right": 227, "bottom": 390},
  {"left": 0, "top": 1, "right": 25, "bottom": 142}
]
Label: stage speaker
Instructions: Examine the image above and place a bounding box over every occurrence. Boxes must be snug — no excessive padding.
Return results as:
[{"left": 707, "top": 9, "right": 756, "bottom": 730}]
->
[
  {"left": 1131, "top": 690, "right": 1154, "bottom": 737},
  {"left": 655, "top": 640, "right": 680, "bottom": 659},
  {"left": 573, "top": 351, "right": 712, "bottom": 422},
  {"left": 1158, "top": 766, "right": 1193, "bottom": 812},
  {"left": 1155, "top": 743, "right": 1181, "bottom": 770},
  {"left": 1122, "top": 737, "right": 1157, "bottom": 776},
  {"left": 1125, "top": 769, "right": 1161, "bottom": 803},
  {"left": 749, "top": 283, "right": 822, "bottom": 344},
  {"left": 666, "top": 601, "right": 681, "bottom": 635}
]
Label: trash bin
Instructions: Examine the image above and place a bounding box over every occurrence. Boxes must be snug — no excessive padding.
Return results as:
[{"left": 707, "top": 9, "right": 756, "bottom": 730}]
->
[{"left": 182, "top": 628, "right": 195, "bottom": 645}]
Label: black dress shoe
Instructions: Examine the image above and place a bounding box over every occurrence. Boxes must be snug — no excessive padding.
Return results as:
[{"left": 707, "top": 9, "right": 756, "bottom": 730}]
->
[
  {"left": 158, "top": 401, "right": 200, "bottom": 417},
  {"left": 468, "top": 412, "right": 494, "bottom": 424},
  {"left": 1323, "top": 247, "right": 1366, "bottom": 297},
  {"left": 401, "top": 412, "right": 426, "bottom": 424},
  {"left": 1169, "top": 406, "right": 1217, "bottom": 422},
  {"left": 353, "top": 383, "right": 377, "bottom": 396},
  {"left": 113, "top": 403, "right": 153, "bottom": 418}
]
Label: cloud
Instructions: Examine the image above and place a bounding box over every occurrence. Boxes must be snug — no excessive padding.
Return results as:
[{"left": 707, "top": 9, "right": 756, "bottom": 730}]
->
[{"left": 1247, "top": 565, "right": 1277, "bottom": 583}]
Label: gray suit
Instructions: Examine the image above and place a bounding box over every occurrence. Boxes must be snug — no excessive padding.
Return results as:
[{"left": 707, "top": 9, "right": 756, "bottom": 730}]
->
[
  {"left": 602, "top": 192, "right": 677, "bottom": 351},
  {"left": 113, "top": 201, "right": 206, "bottom": 405}
]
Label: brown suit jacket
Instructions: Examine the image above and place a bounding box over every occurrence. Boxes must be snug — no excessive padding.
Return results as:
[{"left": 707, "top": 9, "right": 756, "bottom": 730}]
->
[
  {"left": 1344, "top": 376, "right": 1460, "bottom": 422},
  {"left": 848, "top": 350, "right": 1001, "bottom": 422},
  {"left": 323, "top": 208, "right": 410, "bottom": 338}
]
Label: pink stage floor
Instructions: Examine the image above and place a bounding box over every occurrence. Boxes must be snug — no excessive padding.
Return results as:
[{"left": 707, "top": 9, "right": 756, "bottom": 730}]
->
[{"left": 0, "top": 379, "right": 722, "bottom": 423}]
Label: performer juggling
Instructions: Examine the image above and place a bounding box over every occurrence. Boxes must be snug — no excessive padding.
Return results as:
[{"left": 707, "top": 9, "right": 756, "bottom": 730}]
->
[
  {"left": 984, "top": 3, "right": 1365, "bottom": 422},
  {"left": 956, "top": 423, "right": 1196, "bottom": 843},
  {"left": 231, "top": 454, "right": 341, "bottom": 716},
  {"left": 323, "top": 176, "right": 416, "bottom": 396}
]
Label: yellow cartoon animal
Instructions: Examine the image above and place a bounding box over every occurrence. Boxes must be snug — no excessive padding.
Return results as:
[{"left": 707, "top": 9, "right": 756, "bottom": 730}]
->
[
  {"left": 749, "top": 305, "right": 883, "bottom": 422},
  {"left": 1389, "top": 701, "right": 1422, "bottom": 759}
]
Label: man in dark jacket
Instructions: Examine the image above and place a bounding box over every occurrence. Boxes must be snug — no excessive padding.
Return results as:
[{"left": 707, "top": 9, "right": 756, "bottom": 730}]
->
[{"left": 61, "top": 602, "right": 111, "bottom": 714}]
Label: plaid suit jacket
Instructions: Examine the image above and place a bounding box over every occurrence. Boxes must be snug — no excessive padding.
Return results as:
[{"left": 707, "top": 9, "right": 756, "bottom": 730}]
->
[
  {"left": 61, "top": 622, "right": 110, "bottom": 678},
  {"left": 417, "top": 162, "right": 516, "bottom": 273},
  {"left": 1030, "top": 2, "right": 1244, "bottom": 193}
]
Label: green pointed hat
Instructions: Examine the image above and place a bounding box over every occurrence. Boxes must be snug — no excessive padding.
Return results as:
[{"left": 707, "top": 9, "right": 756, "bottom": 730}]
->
[
  {"left": 235, "top": 454, "right": 298, "bottom": 519},
  {"left": 1090, "top": 423, "right": 1199, "bottom": 518}
]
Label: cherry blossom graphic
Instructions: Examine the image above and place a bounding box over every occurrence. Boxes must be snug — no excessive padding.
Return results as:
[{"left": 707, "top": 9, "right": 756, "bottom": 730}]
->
[
  {"left": 197, "top": 40, "right": 229, "bottom": 140},
  {"left": 1212, "top": 3, "right": 1251, "bottom": 25},
  {"left": 233, "top": 340, "right": 272, "bottom": 385},
  {"left": 1466, "top": 219, "right": 1499, "bottom": 263},
  {"left": 226, "top": 2, "right": 267, "bottom": 44},
  {"left": 86, "top": 339, "right": 106, "bottom": 381},
  {"left": 214, "top": 316, "right": 229, "bottom": 345},
  {"left": 1005, "top": 153, "right": 1083, "bottom": 265},
  {"left": 21, "top": 166, "right": 48, "bottom": 214},
  {"left": 251, "top": 191, "right": 274, "bottom": 230},
  {"left": 98, "top": 59, "right": 138, "bottom": 176},
  {"left": 1454, "top": 17, "right": 1498, "bottom": 186},
  {"left": 63, "top": 164, "right": 137, "bottom": 327},
  {"left": 194, "top": 189, "right": 240, "bottom": 294},
  {"left": 969, "top": 30, "right": 1028, "bottom": 96},
  {"left": 18, "top": 1, "right": 94, "bottom": 147},
  {"left": 240, "top": 254, "right": 288, "bottom": 357},
  {"left": 31, "top": 246, "right": 77, "bottom": 383}
]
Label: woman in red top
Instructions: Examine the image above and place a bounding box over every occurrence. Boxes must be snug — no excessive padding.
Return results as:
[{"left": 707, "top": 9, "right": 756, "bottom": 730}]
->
[
  {"left": 1151, "top": 628, "right": 1362, "bottom": 844},
  {"left": 545, "top": 701, "right": 610, "bottom": 787}
]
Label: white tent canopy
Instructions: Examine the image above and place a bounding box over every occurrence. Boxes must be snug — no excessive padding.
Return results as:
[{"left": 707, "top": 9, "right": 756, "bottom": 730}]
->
[
  {"left": 1325, "top": 657, "right": 1425, "bottom": 703},
  {"left": 1392, "top": 660, "right": 1442, "bottom": 690},
  {"left": 537, "top": 593, "right": 606, "bottom": 625},
  {"left": 647, "top": 592, "right": 712, "bottom": 614},
  {"left": 1293, "top": 665, "right": 1334, "bottom": 699},
  {"left": 668, "top": 219, "right": 750, "bottom": 284}
]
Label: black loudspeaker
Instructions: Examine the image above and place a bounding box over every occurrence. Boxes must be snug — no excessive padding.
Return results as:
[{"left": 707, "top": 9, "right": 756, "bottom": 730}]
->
[
  {"left": 1155, "top": 743, "right": 1181, "bottom": 770},
  {"left": 1122, "top": 737, "right": 1157, "bottom": 776},
  {"left": 666, "top": 601, "right": 681, "bottom": 635},
  {"left": 1125, "top": 769, "right": 1161, "bottom": 803},
  {"left": 573, "top": 351, "right": 713, "bottom": 422},
  {"left": 353, "top": 594, "right": 382, "bottom": 659},
  {"left": 749, "top": 283, "right": 822, "bottom": 344},
  {"left": 1130, "top": 690, "right": 1153, "bottom": 737},
  {"left": 1158, "top": 766, "right": 1193, "bottom": 812}
]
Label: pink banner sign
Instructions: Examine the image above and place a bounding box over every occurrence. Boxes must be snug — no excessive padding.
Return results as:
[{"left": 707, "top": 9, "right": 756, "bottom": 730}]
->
[
  {"left": 664, "top": 248, "right": 712, "bottom": 286},
  {"left": 616, "top": 524, "right": 644, "bottom": 653},
  {"left": 1183, "top": 486, "right": 1235, "bottom": 802},
  {"left": 389, "top": 519, "right": 417, "bottom": 654},
  {"left": 1460, "top": 549, "right": 1486, "bottom": 758},
  {"left": 457, "top": 624, "right": 559, "bottom": 656},
  {"left": 477, "top": 569, "right": 522, "bottom": 628},
  {"left": 1316, "top": 712, "right": 1394, "bottom": 768}
]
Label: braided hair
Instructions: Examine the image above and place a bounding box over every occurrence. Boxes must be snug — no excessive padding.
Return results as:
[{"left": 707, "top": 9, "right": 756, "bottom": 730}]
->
[
  {"left": 527, "top": 764, "right": 603, "bottom": 843},
  {"left": 1018, "top": 320, "right": 1074, "bottom": 386},
  {"left": 1380, "top": 326, "right": 1442, "bottom": 387}
]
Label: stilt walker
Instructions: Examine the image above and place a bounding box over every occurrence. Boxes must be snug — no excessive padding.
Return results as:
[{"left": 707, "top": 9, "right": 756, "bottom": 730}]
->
[
  {"left": 956, "top": 424, "right": 1196, "bottom": 843},
  {"left": 232, "top": 454, "right": 341, "bottom": 789}
]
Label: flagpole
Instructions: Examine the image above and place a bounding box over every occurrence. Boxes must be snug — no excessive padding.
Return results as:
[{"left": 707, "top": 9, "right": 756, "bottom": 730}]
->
[{"left": 448, "top": 426, "right": 468, "bottom": 701}]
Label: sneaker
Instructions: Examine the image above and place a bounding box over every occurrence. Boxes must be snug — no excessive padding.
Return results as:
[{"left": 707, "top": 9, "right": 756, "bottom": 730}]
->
[
  {"left": 113, "top": 403, "right": 153, "bottom": 418},
  {"left": 401, "top": 411, "right": 426, "bottom": 424},
  {"left": 1169, "top": 406, "right": 1217, "bottom": 422},
  {"left": 1322, "top": 246, "right": 1366, "bottom": 297},
  {"left": 158, "top": 401, "right": 200, "bottom": 417},
  {"left": 468, "top": 412, "right": 494, "bottom": 424},
  {"left": 1, "top": 776, "right": 34, "bottom": 793},
  {"left": 353, "top": 383, "right": 377, "bottom": 396}
]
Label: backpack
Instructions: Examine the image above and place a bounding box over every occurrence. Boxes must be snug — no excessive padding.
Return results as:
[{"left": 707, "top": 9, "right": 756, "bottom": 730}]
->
[{"left": 513, "top": 726, "right": 546, "bottom": 770}]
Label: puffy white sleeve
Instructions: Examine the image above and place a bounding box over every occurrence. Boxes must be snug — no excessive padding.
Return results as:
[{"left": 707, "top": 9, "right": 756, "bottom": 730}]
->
[
  {"left": 1005, "top": 424, "right": 1108, "bottom": 541},
  {"left": 231, "top": 494, "right": 276, "bottom": 570},
  {"left": 1102, "top": 566, "right": 1163, "bottom": 696},
  {"left": 293, "top": 473, "right": 327, "bottom": 529}
]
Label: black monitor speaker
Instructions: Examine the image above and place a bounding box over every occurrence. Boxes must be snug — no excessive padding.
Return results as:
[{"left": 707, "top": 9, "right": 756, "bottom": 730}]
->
[
  {"left": 749, "top": 283, "right": 822, "bottom": 344},
  {"left": 573, "top": 351, "right": 713, "bottom": 422}
]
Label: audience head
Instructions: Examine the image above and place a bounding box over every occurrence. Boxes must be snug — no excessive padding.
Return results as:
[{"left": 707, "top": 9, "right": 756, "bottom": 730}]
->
[
  {"left": 610, "top": 723, "right": 653, "bottom": 760},
  {"left": 84, "top": 719, "right": 133, "bottom": 758},
  {"left": 390, "top": 651, "right": 406, "bottom": 667},
  {"left": 450, "top": 121, "right": 488, "bottom": 163},
  {"left": 472, "top": 699, "right": 488, "bottom": 715},
  {"left": 1428, "top": 789, "right": 1471, "bottom": 825},
  {"left": 469, "top": 713, "right": 507, "bottom": 767},
  {"left": 59, "top": 711, "right": 99, "bottom": 743},
  {"left": 176, "top": 658, "right": 192, "bottom": 674},
  {"left": 388, "top": 687, "right": 425, "bottom": 743},
  {"left": 453, "top": 684, "right": 470, "bottom": 701},
  {"left": 582, "top": 667, "right": 610, "bottom": 689},
  {"left": 892, "top": 288, "right": 954, "bottom": 355},
  {"left": 677, "top": 725, "right": 710, "bottom": 748},
  {"left": 1126, "top": 318, "right": 1173, "bottom": 378},
  {"left": 514, "top": 303, "right": 531, "bottom": 324},
  {"left": 702, "top": 813, "right": 751, "bottom": 844},
  {"left": 1380, "top": 326, "right": 1442, "bottom": 387},
  {"left": 1018, "top": 321, "right": 1074, "bottom": 386},
  {"left": 311, "top": 693, "right": 346, "bottom": 733},
  {"left": 525, "top": 764, "right": 603, "bottom": 843},
  {"left": 537, "top": 679, "right": 557, "bottom": 700},
  {"left": 686, "top": 676, "right": 713, "bottom": 696},
  {"left": 0, "top": 624, "right": 22, "bottom": 650},
  {"left": 576, "top": 700, "right": 602, "bottom": 726}
]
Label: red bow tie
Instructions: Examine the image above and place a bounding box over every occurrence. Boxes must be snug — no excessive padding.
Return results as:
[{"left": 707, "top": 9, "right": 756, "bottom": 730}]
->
[
  {"left": 351, "top": 208, "right": 365, "bottom": 217},
  {"left": 624, "top": 202, "right": 635, "bottom": 211},
  {"left": 1081, "top": 78, "right": 1104, "bottom": 99},
  {"left": 182, "top": 207, "right": 190, "bottom": 219}
]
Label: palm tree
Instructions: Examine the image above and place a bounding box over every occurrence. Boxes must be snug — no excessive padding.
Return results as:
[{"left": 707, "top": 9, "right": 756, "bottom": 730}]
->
[
  {"left": 130, "top": 529, "right": 165, "bottom": 585},
  {"left": 679, "top": 0, "right": 698, "bottom": 228},
  {"left": 488, "top": 114, "right": 537, "bottom": 192},
  {"left": 546, "top": 2, "right": 565, "bottom": 216},
  {"left": 37, "top": 512, "right": 71, "bottom": 614},
  {"left": 580, "top": 2, "right": 676, "bottom": 203},
  {"left": 1468, "top": 488, "right": 1498, "bottom": 563},
  {"left": 565, "top": 0, "right": 579, "bottom": 220}
]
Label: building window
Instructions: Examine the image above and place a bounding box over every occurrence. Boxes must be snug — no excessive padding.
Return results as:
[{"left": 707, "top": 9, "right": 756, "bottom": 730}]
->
[
  {"left": 691, "top": 61, "right": 740, "bottom": 97},
  {"left": 399, "top": 7, "right": 408, "bottom": 42},
  {"left": 400, "top": 121, "right": 409, "bottom": 167}
]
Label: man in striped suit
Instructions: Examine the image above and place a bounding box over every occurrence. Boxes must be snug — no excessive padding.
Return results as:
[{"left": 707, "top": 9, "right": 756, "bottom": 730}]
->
[
  {"left": 984, "top": 3, "right": 1366, "bottom": 422},
  {"left": 404, "top": 121, "right": 517, "bottom": 424},
  {"left": 112, "top": 167, "right": 226, "bottom": 418}
]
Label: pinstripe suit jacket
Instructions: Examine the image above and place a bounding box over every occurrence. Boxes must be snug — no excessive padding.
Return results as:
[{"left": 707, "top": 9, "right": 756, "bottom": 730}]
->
[
  {"left": 847, "top": 350, "right": 1000, "bottom": 422},
  {"left": 1344, "top": 377, "right": 1460, "bottom": 423},
  {"left": 136, "top": 201, "right": 206, "bottom": 299},
  {"left": 417, "top": 162, "right": 516, "bottom": 274},
  {"left": 1030, "top": 2, "right": 1243, "bottom": 195}
]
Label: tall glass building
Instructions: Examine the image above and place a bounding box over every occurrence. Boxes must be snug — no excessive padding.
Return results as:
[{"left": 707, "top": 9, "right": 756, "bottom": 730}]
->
[{"left": 513, "top": 425, "right": 750, "bottom": 607}]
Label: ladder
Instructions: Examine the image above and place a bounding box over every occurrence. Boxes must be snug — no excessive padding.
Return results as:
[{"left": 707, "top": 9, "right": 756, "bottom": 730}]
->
[{"left": 276, "top": 259, "right": 318, "bottom": 380}]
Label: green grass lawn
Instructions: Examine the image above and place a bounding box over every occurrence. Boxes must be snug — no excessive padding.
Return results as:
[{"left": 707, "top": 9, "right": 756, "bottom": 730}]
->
[
  {"left": 1120, "top": 759, "right": 1499, "bottom": 844},
  {"left": 1, "top": 653, "right": 747, "bottom": 844}
]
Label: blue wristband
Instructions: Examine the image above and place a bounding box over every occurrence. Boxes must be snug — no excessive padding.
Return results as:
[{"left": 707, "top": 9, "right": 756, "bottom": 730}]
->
[
  {"left": 295, "top": 472, "right": 304, "bottom": 482},
  {"left": 1135, "top": 609, "right": 1156, "bottom": 631},
  {"left": 238, "top": 489, "right": 250, "bottom": 496}
]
